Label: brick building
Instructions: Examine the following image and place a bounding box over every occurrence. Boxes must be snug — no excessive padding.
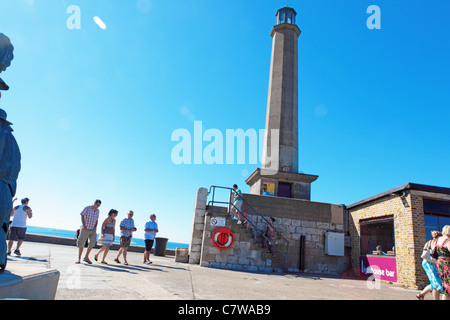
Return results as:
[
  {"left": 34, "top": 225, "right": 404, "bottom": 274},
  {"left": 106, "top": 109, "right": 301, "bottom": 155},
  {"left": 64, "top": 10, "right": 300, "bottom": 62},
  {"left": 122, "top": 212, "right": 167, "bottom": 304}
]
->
[{"left": 348, "top": 183, "right": 450, "bottom": 289}]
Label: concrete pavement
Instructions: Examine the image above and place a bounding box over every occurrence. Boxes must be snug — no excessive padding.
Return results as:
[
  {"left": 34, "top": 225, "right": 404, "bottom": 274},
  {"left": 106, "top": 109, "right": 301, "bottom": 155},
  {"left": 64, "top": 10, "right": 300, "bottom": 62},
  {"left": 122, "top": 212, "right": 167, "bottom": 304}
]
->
[{"left": 4, "top": 241, "right": 425, "bottom": 300}]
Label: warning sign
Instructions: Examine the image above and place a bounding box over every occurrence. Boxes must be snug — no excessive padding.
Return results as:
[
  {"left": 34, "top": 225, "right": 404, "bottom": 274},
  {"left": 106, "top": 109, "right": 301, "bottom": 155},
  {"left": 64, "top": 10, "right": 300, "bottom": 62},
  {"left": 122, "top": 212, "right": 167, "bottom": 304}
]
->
[{"left": 210, "top": 217, "right": 226, "bottom": 227}]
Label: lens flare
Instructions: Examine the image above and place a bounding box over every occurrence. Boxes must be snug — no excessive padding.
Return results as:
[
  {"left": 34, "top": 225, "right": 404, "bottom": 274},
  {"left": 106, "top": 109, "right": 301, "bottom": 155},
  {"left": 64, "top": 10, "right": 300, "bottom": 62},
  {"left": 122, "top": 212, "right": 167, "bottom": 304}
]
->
[{"left": 93, "top": 16, "right": 107, "bottom": 30}]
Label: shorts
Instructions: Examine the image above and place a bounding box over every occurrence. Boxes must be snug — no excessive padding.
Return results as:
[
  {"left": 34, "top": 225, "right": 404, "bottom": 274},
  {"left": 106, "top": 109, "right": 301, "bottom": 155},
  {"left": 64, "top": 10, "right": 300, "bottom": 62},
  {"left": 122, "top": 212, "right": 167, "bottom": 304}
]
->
[
  {"left": 120, "top": 236, "right": 131, "bottom": 248},
  {"left": 77, "top": 229, "right": 97, "bottom": 248},
  {"left": 145, "top": 239, "right": 154, "bottom": 252},
  {"left": 233, "top": 200, "right": 242, "bottom": 212},
  {"left": 9, "top": 227, "right": 27, "bottom": 241}
]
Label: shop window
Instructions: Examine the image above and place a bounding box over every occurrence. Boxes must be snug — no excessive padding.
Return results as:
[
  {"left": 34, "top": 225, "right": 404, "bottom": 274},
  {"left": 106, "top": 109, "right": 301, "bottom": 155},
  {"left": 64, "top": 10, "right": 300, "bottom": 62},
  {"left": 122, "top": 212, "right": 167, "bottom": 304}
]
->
[
  {"left": 360, "top": 218, "right": 395, "bottom": 256},
  {"left": 424, "top": 200, "right": 450, "bottom": 216},
  {"left": 424, "top": 215, "right": 450, "bottom": 241},
  {"left": 424, "top": 200, "right": 450, "bottom": 241}
]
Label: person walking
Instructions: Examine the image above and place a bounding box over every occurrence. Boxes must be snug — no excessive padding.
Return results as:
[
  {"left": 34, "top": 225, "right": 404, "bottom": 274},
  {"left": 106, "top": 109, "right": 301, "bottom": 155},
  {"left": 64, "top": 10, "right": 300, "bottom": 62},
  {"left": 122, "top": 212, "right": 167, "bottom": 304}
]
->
[
  {"left": 262, "top": 217, "right": 277, "bottom": 258},
  {"left": 433, "top": 225, "right": 450, "bottom": 300},
  {"left": 143, "top": 214, "right": 158, "bottom": 264},
  {"left": 76, "top": 199, "right": 101, "bottom": 264},
  {"left": 115, "top": 210, "right": 136, "bottom": 265},
  {"left": 95, "top": 209, "right": 118, "bottom": 264},
  {"left": 242, "top": 211, "right": 252, "bottom": 233},
  {"left": 7, "top": 198, "right": 32, "bottom": 256},
  {"left": 231, "top": 184, "right": 243, "bottom": 224},
  {"left": 416, "top": 231, "right": 443, "bottom": 300}
]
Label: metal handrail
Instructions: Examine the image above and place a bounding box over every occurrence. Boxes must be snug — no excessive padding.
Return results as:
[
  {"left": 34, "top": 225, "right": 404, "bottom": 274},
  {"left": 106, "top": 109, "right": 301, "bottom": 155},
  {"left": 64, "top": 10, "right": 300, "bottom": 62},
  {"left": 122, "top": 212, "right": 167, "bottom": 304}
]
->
[{"left": 206, "top": 185, "right": 289, "bottom": 272}]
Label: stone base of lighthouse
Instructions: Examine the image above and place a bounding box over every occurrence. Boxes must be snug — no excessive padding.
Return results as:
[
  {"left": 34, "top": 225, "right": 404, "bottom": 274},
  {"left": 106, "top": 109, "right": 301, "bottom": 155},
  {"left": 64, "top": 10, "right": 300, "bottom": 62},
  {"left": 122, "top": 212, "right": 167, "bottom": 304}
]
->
[{"left": 245, "top": 168, "right": 318, "bottom": 200}]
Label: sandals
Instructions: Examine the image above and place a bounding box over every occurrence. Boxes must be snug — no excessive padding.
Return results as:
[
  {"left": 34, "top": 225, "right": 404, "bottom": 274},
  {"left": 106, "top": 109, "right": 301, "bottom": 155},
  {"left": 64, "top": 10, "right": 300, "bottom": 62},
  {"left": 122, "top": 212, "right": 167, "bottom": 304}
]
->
[
  {"left": 416, "top": 293, "right": 425, "bottom": 300},
  {"left": 115, "top": 258, "right": 128, "bottom": 265}
]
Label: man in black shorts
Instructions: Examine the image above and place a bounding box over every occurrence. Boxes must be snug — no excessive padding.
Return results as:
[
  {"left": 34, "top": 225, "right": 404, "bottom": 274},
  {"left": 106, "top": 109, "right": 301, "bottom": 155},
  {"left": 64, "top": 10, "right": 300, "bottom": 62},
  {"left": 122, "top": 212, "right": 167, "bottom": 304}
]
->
[{"left": 143, "top": 214, "right": 158, "bottom": 264}]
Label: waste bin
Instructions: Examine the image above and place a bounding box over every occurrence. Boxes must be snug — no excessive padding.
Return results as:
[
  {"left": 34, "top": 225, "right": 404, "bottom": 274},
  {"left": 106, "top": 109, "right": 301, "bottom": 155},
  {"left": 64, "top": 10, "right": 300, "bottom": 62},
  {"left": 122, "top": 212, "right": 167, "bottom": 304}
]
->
[{"left": 154, "top": 237, "right": 169, "bottom": 256}]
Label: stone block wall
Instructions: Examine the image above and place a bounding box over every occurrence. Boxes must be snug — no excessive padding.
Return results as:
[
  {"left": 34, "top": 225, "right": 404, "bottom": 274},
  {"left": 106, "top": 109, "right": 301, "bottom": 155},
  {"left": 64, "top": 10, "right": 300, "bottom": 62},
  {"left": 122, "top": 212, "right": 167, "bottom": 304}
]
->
[
  {"left": 190, "top": 188, "right": 349, "bottom": 275},
  {"left": 189, "top": 188, "right": 208, "bottom": 265},
  {"left": 200, "top": 208, "right": 284, "bottom": 273},
  {"left": 241, "top": 194, "right": 348, "bottom": 274}
]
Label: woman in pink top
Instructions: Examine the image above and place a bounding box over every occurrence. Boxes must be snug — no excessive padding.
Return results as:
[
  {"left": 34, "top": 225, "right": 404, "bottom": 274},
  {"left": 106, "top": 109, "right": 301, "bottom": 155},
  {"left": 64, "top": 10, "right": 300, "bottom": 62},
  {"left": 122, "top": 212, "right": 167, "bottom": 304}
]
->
[{"left": 433, "top": 225, "right": 450, "bottom": 300}]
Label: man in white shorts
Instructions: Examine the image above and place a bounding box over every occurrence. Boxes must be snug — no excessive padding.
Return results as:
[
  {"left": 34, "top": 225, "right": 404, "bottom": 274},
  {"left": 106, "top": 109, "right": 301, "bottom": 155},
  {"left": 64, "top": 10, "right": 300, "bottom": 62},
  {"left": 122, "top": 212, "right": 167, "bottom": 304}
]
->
[
  {"left": 231, "top": 184, "right": 243, "bottom": 224},
  {"left": 76, "top": 199, "right": 101, "bottom": 264}
]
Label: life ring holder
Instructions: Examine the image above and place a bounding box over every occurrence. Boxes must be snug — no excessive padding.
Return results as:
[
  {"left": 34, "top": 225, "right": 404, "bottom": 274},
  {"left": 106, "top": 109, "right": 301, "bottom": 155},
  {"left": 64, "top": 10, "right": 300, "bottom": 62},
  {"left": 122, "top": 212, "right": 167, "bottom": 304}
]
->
[{"left": 212, "top": 227, "right": 234, "bottom": 250}]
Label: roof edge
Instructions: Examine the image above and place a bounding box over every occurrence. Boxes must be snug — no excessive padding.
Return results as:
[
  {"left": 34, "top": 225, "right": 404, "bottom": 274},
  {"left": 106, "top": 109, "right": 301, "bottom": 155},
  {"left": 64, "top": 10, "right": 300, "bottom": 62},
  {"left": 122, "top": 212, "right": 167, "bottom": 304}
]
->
[{"left": 347, "top": 183, "right": 450, "bottom": 209}]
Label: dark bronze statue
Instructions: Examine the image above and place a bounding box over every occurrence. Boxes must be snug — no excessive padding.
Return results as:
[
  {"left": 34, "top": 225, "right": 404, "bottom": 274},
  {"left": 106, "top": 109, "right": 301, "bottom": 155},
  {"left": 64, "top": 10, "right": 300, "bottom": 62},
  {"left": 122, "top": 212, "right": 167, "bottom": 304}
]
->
[{"left": 0, "top": 33, "right": 21, "bottom": 271}]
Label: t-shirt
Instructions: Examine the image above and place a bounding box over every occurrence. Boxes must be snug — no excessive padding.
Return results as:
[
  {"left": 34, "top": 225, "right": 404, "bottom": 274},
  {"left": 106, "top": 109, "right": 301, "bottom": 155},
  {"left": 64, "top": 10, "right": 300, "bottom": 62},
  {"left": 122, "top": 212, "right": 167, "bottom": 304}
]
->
[
  {"left": 120, "top": 218, "right": 135, "bottom": 238},
  {"left": 11, "top": 205, "right": 31, "bottom": 228},
  {"left": 80, "top": 205, "right": 100, "bottom": 230},
  {"left": 144, "top": 221, "right": 158, "bottom": 240},
  {"left": 234, "top": 189, "right": 242, "bottom": 201}
]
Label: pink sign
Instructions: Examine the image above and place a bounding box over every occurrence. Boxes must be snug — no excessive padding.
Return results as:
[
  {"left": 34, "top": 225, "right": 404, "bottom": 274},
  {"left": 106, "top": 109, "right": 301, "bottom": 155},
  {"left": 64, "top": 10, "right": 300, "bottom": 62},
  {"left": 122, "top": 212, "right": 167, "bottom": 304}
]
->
[{"left": 360, "top": 256, "right": 397, "bottom": 282}]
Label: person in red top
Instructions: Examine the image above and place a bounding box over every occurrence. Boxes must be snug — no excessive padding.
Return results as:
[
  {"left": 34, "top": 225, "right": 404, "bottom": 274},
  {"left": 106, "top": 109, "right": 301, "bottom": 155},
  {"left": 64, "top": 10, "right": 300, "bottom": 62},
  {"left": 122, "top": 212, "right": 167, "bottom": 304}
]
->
[{"left": 76, "top": 200, "right": 101, "bottom": 264}]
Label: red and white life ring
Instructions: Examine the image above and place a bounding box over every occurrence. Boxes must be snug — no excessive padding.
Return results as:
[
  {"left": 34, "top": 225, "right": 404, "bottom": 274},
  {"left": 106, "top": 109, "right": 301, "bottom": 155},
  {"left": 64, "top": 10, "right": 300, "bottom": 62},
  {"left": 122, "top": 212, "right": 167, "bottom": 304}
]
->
[{"left": 212, "top": 228, "right": 234, "bottom": 250}]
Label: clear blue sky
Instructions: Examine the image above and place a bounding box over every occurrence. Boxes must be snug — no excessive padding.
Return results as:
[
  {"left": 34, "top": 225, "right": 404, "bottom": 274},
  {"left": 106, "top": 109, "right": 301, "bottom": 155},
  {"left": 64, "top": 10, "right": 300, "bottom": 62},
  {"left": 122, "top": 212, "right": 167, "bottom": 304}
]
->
[{"left": 1, "top": 0, "right": 449, "bottom": 244}]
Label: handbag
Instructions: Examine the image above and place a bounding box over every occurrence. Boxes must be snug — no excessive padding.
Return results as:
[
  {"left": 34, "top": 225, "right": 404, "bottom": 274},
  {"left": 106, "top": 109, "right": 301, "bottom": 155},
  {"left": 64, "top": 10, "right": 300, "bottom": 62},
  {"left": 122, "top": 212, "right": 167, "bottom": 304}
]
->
[
  {"left": 422, "top": 240, "right": 437, "bottom": 262},
  {"left": 430, "top": 247, "right": 439, "bottom": 260},
  {"left": 430, "top": 240, "right": 439, "bottom": 260}
]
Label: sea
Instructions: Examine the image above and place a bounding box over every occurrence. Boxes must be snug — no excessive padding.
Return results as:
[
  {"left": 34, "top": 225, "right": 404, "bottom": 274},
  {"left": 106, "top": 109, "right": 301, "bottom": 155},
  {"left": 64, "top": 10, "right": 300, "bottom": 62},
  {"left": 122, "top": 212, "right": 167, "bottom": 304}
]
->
[{"left": 26, "top": 226, "right": 189, "bottom": 250}]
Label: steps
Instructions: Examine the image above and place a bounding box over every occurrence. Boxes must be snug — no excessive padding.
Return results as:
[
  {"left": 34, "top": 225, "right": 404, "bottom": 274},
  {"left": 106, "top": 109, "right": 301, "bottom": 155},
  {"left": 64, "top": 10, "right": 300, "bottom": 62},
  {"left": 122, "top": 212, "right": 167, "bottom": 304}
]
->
[{"left": 230, "top": 215, "right": 286, "bottom": 272}]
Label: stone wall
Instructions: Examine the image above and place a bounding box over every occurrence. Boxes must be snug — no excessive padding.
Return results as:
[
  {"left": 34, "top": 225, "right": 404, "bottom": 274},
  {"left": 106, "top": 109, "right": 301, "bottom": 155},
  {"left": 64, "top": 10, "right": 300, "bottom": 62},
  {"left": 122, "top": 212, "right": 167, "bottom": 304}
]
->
[
  {"left": 242, "top": 194, "right": 348, "bottom": 274},
  {"left": 189, "top": 188, "right": 208, "bottom": 265},
  {"left": 200, "top": 207, "right": 284, "bottom": 273},
  {"left": 190, "top": 188, "right": 349, "bottom": 275}
]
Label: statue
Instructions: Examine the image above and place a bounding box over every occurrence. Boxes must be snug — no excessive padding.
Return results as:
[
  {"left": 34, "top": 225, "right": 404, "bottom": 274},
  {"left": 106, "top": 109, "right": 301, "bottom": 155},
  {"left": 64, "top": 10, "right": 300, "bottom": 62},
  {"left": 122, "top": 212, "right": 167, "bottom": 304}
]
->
[
  {"left": 0, "top": 33, "right": 14, "bottom": 91},
  {"left": 0, "top": 33, "right": 21, "bottom": 271}
]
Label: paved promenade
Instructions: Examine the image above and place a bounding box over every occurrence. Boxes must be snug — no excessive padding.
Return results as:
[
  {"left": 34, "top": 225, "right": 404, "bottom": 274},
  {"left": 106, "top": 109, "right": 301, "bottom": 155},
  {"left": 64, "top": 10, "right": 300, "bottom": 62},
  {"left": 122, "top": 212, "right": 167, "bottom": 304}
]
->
[{"left": 5, "top": 242, "right": 423, "bottom": 300}]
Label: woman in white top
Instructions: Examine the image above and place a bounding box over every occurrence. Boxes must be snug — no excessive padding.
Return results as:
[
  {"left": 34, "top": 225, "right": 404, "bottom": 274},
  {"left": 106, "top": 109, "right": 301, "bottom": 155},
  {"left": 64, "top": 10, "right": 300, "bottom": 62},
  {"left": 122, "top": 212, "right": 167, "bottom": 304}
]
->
[
  {"left": 416, "top": 230, "right": 443, "bottom": 300},
  {"left": 94, "top": 209, "right": 118, "bottom": 264}
]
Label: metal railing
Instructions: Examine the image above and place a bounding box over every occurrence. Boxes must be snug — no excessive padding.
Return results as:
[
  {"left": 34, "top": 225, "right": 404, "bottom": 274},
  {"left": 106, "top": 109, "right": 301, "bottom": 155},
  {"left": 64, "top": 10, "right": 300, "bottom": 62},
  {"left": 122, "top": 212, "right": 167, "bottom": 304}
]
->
[{"left": 206, "top": 185, "right": 289, "bottom": 272}]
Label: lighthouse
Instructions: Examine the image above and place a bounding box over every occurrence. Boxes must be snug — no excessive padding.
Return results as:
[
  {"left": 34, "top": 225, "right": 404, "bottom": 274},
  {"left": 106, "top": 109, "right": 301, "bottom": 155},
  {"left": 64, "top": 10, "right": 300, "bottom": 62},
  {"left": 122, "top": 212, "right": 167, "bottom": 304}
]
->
[{"left": 246, "top": 6, "right": 318, "bottom": 200}]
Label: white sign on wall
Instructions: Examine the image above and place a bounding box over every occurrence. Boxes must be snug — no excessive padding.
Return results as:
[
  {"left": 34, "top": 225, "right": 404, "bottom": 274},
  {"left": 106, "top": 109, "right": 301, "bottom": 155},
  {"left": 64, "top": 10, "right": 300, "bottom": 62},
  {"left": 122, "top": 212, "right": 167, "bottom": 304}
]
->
[
  {"left": 210, "top": 217, "right": 226, "bottom": 227},
  {"left": 325, "top": 232, "right": 345, "bottom": 256}
]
